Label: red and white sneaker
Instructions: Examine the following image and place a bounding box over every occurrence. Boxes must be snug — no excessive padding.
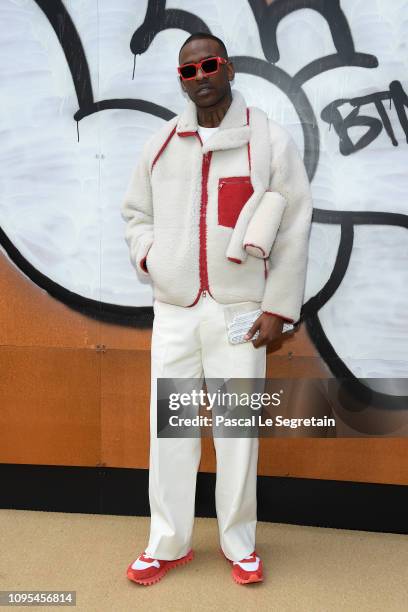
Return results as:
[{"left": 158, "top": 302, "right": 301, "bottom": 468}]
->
[
  {"left": 221, "top": 549, "right": 263, "bottom": 584},
  {"left": 126, "top": 549, "right": 194, "bottom": 586}
]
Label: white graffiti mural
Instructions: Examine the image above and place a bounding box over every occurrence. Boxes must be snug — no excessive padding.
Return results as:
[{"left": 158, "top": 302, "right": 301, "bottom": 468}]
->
[{"left": 1, "top": 0, "right": 408, "bottom": 414}]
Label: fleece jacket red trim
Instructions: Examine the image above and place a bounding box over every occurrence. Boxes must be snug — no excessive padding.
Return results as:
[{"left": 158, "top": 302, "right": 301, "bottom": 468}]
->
[
  {"left": 246, "top": 107, "right": 251, "bottom": 172},
  {"left": 262, "top": 310, "right": 294, "bottom": 323},
  {"left": 151, "top": 126, "right": 177, "bottom": 172},
  {"left": 198, "top": 150, "right": 213, "bottom": 298},
  {"left": 140, "top": 244, "right": 153, "bottom": 273},
  {"left": 140, "top": 256, "right": 148, "bottom": 273}
]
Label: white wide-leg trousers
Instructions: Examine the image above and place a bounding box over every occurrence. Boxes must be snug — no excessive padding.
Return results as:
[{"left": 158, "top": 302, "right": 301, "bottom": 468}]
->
[{"left": 144, "top": 294, "right": 266, "bottom": 562}]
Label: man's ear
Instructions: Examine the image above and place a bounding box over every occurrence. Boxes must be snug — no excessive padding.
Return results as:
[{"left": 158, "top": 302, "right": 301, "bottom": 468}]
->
[{"left": 227, "top": 60, "right": 235, "bottom": 82}]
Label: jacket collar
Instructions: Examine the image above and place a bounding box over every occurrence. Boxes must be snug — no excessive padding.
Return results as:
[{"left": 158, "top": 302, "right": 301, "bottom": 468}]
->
[{"left": 176, "top": 89, "right": 250, "bottom": 153}]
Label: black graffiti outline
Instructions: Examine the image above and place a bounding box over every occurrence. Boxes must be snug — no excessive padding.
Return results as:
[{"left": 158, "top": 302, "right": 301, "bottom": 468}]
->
[
  {"left": 248, "top": 0, "right": 359, "bottom": 65},
  {"left": 322, "top": 80, "right": 408, "bottom": 154},
  {"left": 129, "top": 0, "right": 210, "bottom": 56},
  {"left": 0, "top": 0, "right": 407, "bottom": 415}
]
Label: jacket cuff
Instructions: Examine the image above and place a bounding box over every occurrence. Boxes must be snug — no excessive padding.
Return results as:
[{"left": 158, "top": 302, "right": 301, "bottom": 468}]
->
[
  {"left": 140, "top": 253, "right": 149, "bottom": 273},
  {"left": 243, "top": 191, "right": 287, "bottom": 259},
  {"left": 262, "top": 310, "right": 295, "bottom": 324},
  {"left": 136, "top": 237, "right": 153, "bottom": 278}
]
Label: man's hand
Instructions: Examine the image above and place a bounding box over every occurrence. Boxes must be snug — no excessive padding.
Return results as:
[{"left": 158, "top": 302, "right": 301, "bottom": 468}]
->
[{"left": 244, "top": 313, "right": 284, "bottom": 348}]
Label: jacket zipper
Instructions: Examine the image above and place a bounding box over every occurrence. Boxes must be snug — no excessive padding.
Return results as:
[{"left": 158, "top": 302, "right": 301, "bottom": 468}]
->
[
  {"left": 185, "top": 135, "right": 213, "bottom": 306},
  {"left": 199, "top": 150, "right": 212, "bottom": 298}
]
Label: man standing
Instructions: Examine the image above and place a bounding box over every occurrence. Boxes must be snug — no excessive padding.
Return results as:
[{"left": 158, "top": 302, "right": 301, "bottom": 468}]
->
[{"left": 121, "top": 32, "right": 313, "bottom": 586}]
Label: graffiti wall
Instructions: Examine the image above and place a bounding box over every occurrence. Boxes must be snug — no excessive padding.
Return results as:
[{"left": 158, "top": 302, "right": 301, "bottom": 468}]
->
[{"left": 1, "top": 0, "right": 407, "bottom": 415}]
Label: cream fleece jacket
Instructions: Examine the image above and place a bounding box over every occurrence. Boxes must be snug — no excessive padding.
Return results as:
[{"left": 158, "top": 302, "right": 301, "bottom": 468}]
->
[{"left": 121, "top": 89, "right": 313, "bottom": 323}]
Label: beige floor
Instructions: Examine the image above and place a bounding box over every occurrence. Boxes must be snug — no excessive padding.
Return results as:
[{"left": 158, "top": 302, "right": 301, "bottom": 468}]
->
[{"left": 0, "top": 510, "right": 407, "bottom": 612}]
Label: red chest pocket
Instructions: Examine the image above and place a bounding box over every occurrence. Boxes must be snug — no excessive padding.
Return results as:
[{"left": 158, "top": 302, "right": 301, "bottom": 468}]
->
[{"left": 218, "top": 176, "right": 254, "bottom": 228}]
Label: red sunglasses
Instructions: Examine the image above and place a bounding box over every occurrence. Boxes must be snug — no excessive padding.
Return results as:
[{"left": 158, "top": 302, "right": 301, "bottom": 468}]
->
[{"left": 178, "top": 56, "right": 228, "bottom": 81}]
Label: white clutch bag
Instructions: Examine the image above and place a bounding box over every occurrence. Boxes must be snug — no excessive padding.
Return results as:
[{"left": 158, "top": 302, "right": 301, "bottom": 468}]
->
[{"left": 225, "top": 306, "right": 294, "bottom": 345}]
